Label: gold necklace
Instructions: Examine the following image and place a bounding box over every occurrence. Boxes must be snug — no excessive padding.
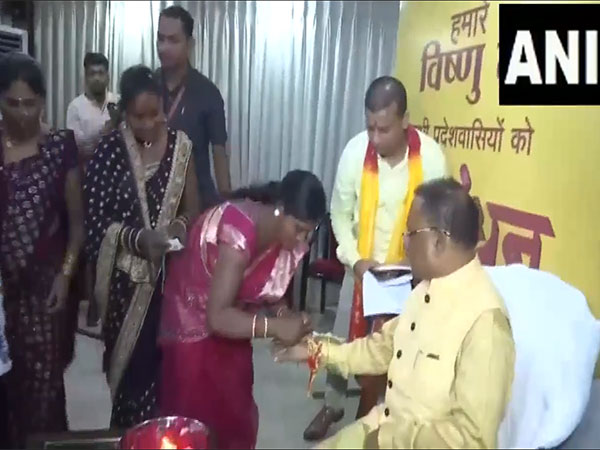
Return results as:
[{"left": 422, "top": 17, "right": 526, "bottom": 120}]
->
[{"left": 135, "top": 139, "right": 152, "bottom": 150}]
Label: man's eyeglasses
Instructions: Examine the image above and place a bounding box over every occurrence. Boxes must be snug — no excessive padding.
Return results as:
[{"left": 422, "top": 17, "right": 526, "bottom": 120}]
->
[{"left": 403, "top": 227, "right": 451, "bottom": 246}]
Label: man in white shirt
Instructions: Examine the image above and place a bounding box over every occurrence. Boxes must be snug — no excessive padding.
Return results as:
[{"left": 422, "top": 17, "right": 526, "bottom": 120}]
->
[
  {"left": 66, "top": 52, "right": 118, "bottom": 326},
  {"left": 304, "top": 77, "right": 448, "bottom": 441},
  {"left": 66, "top": 52, "right": 119, "bottom": 164}
]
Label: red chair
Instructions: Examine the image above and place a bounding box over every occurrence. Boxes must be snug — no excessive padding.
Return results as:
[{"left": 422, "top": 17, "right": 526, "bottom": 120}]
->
[{"left": 300, "top": 213, "right": 345, "bottom": 313}]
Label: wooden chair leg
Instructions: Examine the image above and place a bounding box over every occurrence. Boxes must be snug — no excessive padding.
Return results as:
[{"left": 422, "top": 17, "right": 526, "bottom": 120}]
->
[{"left": 320, "top": 279, "right": 327, "bottom": 313}]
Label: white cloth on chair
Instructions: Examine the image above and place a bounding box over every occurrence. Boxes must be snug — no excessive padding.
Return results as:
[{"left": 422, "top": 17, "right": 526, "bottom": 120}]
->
[{"left": 486, "top": 264, "right": 600, "bottom": 449}]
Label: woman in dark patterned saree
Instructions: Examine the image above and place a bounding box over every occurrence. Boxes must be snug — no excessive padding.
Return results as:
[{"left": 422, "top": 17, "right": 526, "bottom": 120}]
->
[
  {"left": 84, "top": 65, "right": 200, "bottom": 428},
  {"left": 0, "top": 53, "right": 84, "bottom": 447}
]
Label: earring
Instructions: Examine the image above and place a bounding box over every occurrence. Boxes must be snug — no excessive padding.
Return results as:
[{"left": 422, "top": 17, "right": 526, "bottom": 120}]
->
[{"left": 274, "top": 208, "right": 281, "bottom": 217}]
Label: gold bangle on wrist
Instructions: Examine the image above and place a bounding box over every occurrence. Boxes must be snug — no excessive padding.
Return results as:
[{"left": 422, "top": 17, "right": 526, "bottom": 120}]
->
[
  {"left": 134, "top": 229, "right": 143, "bottom": 254},
  {"left": 119, "top": 226, "right": 128, "bottom": 249},
  {"left": 128, "top": 228, "right": 136, "bottom": 252},
  {"left": 172, "top": 217, "right": 188, "bottom": 232},
  {"left": 251, "top": 314, "right": 257, "bottom": 339},
  {"left": 178, "top": 214, "right": 189, "bottom": 226},
  {"left": 263, "top": 316, "right": 268, "bottom": 339},
  {"left": 61, "top": 253, "right": 77, "bottom": 277}
]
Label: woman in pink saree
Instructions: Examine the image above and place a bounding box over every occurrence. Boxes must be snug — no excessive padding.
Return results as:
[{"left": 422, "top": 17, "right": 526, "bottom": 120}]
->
[{"left": 159, "top": 170, "right": 326, "bottom": 448}]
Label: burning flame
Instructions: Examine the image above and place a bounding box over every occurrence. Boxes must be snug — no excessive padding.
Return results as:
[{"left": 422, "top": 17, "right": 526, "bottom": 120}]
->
[
  {"left": 160, "top": 435, "right": 192, "bottom": 450},
  {"left": 160, "top": 436, "right": 177, "bottom": 449}
]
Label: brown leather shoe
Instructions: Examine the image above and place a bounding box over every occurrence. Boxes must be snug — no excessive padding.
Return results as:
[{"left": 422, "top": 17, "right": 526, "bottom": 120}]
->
[{"left": 303, "top": 406, "right": 344, "bottom": 441}]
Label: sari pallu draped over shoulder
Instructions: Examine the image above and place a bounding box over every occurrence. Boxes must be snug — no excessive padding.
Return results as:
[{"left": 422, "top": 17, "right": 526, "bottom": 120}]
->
[{"left": 90, "top": 124, "right": 192, "bottom": 399}]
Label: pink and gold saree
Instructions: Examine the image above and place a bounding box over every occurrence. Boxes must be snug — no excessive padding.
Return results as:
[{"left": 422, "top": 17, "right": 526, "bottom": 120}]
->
[{"left": 159, "top": 200, "right": 307, "bottom": 449}]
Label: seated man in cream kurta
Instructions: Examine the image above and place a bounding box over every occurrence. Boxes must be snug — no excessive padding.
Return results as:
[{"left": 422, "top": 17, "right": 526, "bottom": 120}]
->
[
  {"left": 277, "top": 178, "right": 516, "bottom": 449},
  {"left": 304, "top": 76, "right": 448, "bottom": 442}
]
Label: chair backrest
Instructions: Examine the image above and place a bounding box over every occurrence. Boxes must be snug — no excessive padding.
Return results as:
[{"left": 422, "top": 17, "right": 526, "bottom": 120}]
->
[
  {"left": 487, "top": 265, "right": 600, "bottom": 449},
  {"left": 302, "top": 212, "right": 341, "bottom": 270},
  {"left": 322, "top": 213, "right": 340, "bottom": 263}
]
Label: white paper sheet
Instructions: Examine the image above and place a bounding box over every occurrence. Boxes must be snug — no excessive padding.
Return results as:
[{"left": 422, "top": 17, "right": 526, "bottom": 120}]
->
[
  {"left": 362, "top": 271, "right": 413, "bottom": 317},
  {"left": 167, "top": 238, "right": 184, "bottom": 252}
]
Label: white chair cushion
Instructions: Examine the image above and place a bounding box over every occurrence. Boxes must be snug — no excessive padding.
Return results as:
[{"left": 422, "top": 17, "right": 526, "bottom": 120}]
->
[{"left": 485, "top": 264, "right": 600, "bottom": 449}]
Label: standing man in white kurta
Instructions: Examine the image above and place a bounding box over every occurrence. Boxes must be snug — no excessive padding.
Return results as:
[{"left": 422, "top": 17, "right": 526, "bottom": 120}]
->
[{"left": 303, "top": 76, "right": 448, "bottom": 441}]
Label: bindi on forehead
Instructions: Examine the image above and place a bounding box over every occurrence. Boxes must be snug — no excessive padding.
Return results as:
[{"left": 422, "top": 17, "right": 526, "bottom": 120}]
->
[
  {"left": 129, "top": 92, "right": 160, "bottom": 114},
  {"left": 6, "top": 80, "right": 37, "bottom": 98}
]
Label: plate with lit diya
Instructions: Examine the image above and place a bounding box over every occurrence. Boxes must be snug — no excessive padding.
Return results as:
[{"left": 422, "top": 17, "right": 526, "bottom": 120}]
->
[{"left": 119, "top": 416, "right": 211, "bottom": 449}]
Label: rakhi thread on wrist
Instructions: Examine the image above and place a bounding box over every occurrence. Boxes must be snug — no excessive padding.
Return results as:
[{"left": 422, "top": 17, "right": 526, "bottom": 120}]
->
[{"left": 306, "top": 336, "right": 323, "bottom": 397}]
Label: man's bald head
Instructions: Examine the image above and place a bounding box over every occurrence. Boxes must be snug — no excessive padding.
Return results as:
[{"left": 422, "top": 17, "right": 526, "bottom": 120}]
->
[
  {"left": 364, "top": 76, "right": 408, "bottom": 117},
  {"left": 414, "top": 178, "right": 480, "bottom": 250}
]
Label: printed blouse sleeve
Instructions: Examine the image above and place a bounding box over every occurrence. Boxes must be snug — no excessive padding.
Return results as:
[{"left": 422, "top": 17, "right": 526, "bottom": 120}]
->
[
  {"left": 216, "top": 204, "right": 257, "bottom": 260},
  {"left": 60, "top": 129, "right": 80, "bottom": 171},
  {"left": 83, "top": 132, "right": 119, "bottom": 263}
]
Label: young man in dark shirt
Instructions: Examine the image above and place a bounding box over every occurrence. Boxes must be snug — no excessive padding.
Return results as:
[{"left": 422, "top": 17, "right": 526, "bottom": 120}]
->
[{"left": 156, "top": 5, "right": 231, "bottom": 209}]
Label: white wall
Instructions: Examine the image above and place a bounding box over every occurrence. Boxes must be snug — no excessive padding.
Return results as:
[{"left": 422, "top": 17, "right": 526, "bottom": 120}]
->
[{"left": 0, "top": 11, "right": 13, "bottom": 26}]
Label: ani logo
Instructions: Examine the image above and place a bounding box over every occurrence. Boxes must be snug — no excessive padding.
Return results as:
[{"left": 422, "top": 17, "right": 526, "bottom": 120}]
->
[{"left": 499, "top": 3, "right": 600, "bottom": 106}]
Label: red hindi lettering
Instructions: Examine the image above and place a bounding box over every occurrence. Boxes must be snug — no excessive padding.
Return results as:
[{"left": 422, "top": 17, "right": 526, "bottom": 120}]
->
[{"left": 478, "top": 202, "right": 555, "bottom": 268}]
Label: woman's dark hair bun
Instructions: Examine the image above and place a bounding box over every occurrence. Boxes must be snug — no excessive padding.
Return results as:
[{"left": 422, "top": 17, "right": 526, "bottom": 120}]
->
[
  {"left": 228, "top": 170, "right": 326, "bottom": 223},
  {"left": 119, "top": 64, "right": 160, "bottom": 112},
  {"left": 0, "top": 52, "right": 46, "bottom": 98}
]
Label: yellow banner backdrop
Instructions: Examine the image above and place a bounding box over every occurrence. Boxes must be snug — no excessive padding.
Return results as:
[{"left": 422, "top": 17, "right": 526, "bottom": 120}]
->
[{"left": 395, "top": 1, "right": 600, "bottom": 331}]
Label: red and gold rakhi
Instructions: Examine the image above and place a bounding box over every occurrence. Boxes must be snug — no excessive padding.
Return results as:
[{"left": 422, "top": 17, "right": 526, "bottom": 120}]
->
[
  {"left": 305, "top": 332, "right": 345, "bottom": 397},
  {"left": 306, "top": 337, "right": 323, "bottom": 395}
]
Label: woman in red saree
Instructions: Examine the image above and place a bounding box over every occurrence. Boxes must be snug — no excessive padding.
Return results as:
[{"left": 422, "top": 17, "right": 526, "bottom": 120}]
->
[{"left": 159, "top": 170, "right": 326, "bottom": 449}]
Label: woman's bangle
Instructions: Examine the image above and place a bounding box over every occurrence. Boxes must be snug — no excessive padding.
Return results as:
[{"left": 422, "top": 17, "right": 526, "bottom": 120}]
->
[
  {"left": 264, "top": 316, "right": 268, "bottom": 339},
  {"left": 179, "top": 214, "right": 189, "bottom": 226},
  {"left": 276, "top": 306, "right": 286, "bottom": 318},
  {"left": 171, "top": 216, "right": 188, "bottom": 232},
  {"left": 119, "top": 226, "right": 128, "bottom": 249},
  {"left": 251, "top": 314, "right": 257, "bottom": 339},
  {"left": 61, "top": 252, "right": 77, "bottom": 277},
  {"left": 128, "top": 228, "right": 137, "bottom": 253},
  {"left": 123, "top": 227, "right": 132, "bottom": 250},
  {"left": 134, "top": 229, "right": 143, "bottom": 254}
]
